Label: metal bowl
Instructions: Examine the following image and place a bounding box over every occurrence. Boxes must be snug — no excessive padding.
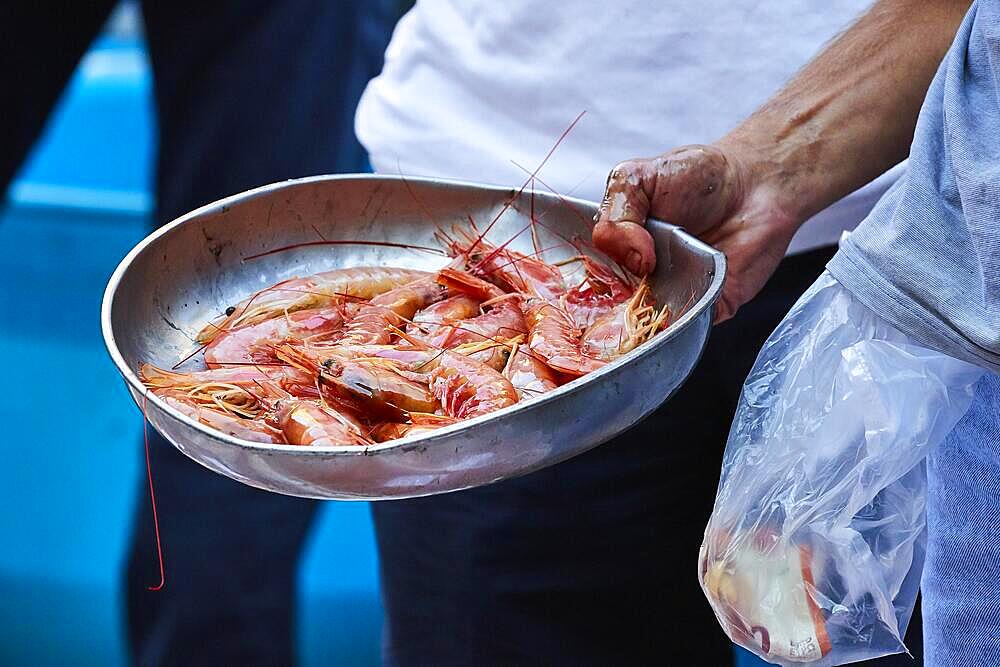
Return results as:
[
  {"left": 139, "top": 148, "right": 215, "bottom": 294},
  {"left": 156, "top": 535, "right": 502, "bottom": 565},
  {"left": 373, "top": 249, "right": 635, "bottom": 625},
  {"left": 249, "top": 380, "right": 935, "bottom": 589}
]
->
[{"left": 102, "top": 175, "right": 724, "bottom": 500}]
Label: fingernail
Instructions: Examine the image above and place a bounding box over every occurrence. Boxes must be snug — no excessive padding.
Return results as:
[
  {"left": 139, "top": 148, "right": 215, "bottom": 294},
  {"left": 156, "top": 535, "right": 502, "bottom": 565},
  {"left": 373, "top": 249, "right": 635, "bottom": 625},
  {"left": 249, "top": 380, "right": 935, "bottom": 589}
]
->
[{"left": 627, "top": 250, "right": 642, "bottom": 274}]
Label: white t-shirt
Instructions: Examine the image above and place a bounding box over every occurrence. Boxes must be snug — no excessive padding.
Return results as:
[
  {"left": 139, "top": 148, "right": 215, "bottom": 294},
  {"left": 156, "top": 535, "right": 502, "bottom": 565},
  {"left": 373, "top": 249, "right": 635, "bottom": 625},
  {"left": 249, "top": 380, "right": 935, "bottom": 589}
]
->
[{"left": 356, "top": 1, "right": 904, "bottom": 255}]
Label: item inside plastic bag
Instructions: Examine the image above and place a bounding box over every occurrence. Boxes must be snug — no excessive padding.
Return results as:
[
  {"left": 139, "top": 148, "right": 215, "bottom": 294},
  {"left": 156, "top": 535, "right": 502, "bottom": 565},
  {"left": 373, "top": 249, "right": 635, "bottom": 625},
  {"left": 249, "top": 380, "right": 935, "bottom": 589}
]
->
[{"left": 699, "top": 271, "right": 984, "bottom": 665}]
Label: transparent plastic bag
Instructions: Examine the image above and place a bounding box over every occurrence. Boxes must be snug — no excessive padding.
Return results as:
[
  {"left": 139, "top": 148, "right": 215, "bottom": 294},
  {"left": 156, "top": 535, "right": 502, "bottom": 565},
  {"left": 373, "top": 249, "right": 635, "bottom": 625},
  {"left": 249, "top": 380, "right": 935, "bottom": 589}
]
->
[{"left": 699, "top": 271, "right": 984, "bottom": 665}]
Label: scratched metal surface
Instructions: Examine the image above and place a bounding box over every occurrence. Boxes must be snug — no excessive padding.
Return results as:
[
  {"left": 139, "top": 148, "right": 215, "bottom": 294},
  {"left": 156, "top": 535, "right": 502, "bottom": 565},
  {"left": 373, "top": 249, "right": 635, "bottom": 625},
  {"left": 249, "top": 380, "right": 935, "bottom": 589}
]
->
[{"left": 102, "top": 175, "right": 724, "bottom": 500}]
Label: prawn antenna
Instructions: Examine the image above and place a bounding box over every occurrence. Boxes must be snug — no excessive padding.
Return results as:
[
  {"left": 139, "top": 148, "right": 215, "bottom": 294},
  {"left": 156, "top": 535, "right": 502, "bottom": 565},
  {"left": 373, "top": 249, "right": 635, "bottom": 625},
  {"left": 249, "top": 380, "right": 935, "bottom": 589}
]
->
[{"left": 141, "top": 393, "right": 166, "bottom": 592}]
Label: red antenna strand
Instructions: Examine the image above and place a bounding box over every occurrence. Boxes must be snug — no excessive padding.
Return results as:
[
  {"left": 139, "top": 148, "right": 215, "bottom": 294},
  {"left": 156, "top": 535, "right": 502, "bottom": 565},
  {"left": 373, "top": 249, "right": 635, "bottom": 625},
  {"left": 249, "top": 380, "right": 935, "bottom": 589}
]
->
[
  {"left": 142, "top": 393, "right": 166, "bottom": 591},
  {"left": 465, "top": 111, "right": 587, "bottom": 256}
]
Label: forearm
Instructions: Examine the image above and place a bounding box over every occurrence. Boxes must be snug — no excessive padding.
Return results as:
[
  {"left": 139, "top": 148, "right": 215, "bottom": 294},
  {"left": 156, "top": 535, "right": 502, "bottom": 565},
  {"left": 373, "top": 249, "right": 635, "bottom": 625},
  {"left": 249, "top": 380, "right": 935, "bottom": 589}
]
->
[{"left": 721, "top": 0, "right": 970, "bottom": 229}]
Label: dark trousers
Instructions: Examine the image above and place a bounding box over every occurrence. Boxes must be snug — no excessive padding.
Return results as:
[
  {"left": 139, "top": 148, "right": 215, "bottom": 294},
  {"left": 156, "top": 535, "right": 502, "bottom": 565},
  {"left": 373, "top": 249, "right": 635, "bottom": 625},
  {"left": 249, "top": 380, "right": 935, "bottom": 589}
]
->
[
  {"left": 2, "top": 2, "right": 395, "bottom": 665},
  {"left": 372, "top": 245, "right": 922, "bottom": 667}
]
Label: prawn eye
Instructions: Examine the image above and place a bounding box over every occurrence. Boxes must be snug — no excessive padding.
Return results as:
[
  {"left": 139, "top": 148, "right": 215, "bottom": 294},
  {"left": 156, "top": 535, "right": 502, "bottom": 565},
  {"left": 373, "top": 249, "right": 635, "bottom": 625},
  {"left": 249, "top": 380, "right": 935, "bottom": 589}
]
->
[
  {"left": 321, "top": 359, "right": 334, "bottom": 370},
  {"left": 225, "top": 306, "right": 236, "bottom": 316}
]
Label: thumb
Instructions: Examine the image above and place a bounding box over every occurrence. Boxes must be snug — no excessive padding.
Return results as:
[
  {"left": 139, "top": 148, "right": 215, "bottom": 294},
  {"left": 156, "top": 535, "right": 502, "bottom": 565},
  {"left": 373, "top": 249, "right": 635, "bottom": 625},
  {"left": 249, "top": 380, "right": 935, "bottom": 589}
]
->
[{"left": 593, "top": 159, "right": 657, "bottom": 275}]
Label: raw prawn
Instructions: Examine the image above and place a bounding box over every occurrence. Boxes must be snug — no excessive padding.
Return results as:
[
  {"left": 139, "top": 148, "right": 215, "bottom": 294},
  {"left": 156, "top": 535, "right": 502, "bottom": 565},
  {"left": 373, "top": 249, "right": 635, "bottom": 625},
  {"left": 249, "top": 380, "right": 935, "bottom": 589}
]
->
[
  {"left": 323, "top": 338, "right": 518, "bottom": 419},
  {"left": 430, "top": 268, "right": 528, "bottom": 368},
  {"left": 157, "top": 390, "right": 284, "bottom": 443},
  {"left": 438, "top": 226, "right": 565, "bottom": 299},
  {"left": 274, "top": 344, "right": 438, "bottom": 420},
  {"left": 197, "top": 266, "right": 428, "bottom": 343},
  {"left": 338, "top": 277, "right": 449, "bottom": 345},
  {"left": 563, "top": 255, "right": 636, "bottom": 329},
  {"left": 274, "top": 400, "right": 370, "bottom": 446},
  {"left": 139, "top": 363, "right": 315, "bottom": 417},
  {"left": 407, "top": 294, "right": 481, "bottom": 339},
  {"left": 581, "top": 282, "right": 669, "bottom": 361},
  {"left": 370, "top": 414, "right": 457, "bottom": 442},
  {"left": 522, "top": 298, "right": 606, "bottom": 377},
  {"left": 203, "top": 306, "right": 350, "bottom": 368},
  {"left": 502, "top": 343, "right": 560, "bottom": 399},
  {"left": 415, "top": 350, "right": 519, "bottom": 419}
]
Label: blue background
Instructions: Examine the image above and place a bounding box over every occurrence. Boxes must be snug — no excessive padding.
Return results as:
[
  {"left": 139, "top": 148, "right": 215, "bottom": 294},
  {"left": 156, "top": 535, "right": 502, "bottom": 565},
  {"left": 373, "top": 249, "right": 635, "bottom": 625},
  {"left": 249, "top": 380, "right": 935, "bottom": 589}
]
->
[{"left": 0, "top": 8, "right": 381, "bottom": 666}]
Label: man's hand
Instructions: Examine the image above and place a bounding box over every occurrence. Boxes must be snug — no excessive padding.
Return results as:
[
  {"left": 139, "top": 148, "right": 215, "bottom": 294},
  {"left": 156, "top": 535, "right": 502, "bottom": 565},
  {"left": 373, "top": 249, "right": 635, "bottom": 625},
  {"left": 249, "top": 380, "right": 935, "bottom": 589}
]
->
[
  {"left": 594, "top": 143, "right": 798, "bottom": 322},
  {"left": 593, "top": 0, "right": 971, "bottom": 323}
]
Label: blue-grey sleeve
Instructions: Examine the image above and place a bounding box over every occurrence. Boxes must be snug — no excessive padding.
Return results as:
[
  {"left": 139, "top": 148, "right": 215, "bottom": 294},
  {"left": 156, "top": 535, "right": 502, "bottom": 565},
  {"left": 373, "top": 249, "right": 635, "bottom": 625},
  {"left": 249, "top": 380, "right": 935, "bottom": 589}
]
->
[{"left": 827, "top": 0, "right": 1000, "bottom": 372}]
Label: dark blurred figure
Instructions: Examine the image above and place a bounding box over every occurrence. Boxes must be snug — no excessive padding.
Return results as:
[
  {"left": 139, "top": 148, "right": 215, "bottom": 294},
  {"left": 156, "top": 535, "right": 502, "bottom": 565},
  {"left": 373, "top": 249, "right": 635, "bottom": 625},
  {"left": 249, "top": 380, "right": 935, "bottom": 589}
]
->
[{"left": 1, "top": 2, "right": 401, "bottom": 664}]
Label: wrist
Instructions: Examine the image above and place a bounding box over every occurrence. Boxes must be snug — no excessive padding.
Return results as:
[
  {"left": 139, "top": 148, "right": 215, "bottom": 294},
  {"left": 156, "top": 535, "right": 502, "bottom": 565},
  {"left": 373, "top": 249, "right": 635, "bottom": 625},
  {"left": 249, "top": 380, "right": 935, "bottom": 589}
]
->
[{"left": 714, "top": 125, "right": 811, "bottom": 238}]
